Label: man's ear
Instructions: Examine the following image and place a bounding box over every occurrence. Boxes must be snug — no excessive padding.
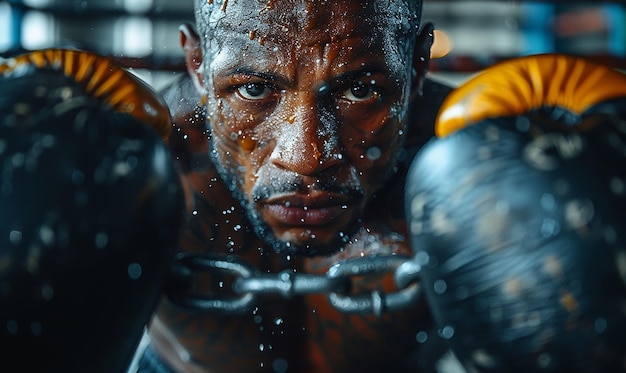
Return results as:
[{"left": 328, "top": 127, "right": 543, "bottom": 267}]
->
[
  {"left": 179, "top": 23, "right": 205, "bottom": 95},
  {"left": 412, "top": 22, "right": 434, "bottom": 92}
]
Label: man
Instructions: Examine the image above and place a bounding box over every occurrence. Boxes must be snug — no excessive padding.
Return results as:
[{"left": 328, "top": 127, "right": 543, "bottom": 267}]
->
[{"left": 135, "top": 0, "right": 452, "bottom": 371}]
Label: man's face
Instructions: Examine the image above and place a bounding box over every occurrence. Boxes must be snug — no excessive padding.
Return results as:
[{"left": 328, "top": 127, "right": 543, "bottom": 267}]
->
[{"left": 201, "top": 0, "right": 419, "bottom": 256}]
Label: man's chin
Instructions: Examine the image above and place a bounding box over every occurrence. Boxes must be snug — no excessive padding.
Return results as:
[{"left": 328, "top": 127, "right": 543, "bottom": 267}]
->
[
  {"left": 263, "top": 229, "right": 351, "bottom": 257},
  {"left": 245, "top": 204, "right": 358, "bottom": 257}
]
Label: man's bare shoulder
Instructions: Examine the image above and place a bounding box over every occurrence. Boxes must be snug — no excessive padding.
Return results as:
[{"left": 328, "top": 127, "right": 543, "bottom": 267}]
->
[
  {"left": 160, "top": 72, "right": 201, "bottom": 115},
  {"left": 367, "top": 77, "right": 452, "bottom": 219},
  {"left": 160, "top": 73, "right": 209, "bottom": 173},
  {"left": 406, "top": 76, "right": 454, "bottom": 149}
]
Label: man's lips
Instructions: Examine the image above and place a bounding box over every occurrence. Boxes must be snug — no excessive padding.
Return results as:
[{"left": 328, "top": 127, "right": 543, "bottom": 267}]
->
[{"left": 262, "top": 193, "right": 352, "bottom": 226}]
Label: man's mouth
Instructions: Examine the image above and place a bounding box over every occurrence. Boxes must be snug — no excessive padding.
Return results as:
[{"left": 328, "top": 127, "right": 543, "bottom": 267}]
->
[{"left": 262, "top": 192, "right": 352, "bottom": 226}]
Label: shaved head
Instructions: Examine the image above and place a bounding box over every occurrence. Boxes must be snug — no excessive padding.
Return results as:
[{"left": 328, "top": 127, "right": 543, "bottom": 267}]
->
[{"left": 194, "top": 0, "right": 423, "bottom": 75}]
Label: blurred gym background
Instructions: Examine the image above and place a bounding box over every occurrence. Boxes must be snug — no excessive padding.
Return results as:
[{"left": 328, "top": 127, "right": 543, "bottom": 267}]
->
[{"left": 1, "top": 0, "right": 625, "bottom": 89}]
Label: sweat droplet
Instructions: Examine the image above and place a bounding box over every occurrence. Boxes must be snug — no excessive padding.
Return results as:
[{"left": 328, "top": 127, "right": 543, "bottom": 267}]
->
[{"left": 238, "top": 133, "right": 257, "bottom": 151}]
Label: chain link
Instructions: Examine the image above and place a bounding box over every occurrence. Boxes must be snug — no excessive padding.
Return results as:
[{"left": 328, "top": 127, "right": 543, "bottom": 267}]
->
[{"left": 166, "top": 252, "right": 423, "bottom": 316}]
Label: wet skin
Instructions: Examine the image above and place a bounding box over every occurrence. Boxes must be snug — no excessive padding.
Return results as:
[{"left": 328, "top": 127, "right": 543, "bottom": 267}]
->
[
  {"left": 148, "top": 0, "right": 438, "bottom": 372},
  {"left": 199, "top": 0, "right": 425, "bottom": 256}
]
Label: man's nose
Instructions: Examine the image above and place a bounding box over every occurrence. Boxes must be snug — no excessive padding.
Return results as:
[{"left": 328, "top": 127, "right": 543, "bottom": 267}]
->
[{"left": 270, "top": 96, "right": 341, "bottom": 176}]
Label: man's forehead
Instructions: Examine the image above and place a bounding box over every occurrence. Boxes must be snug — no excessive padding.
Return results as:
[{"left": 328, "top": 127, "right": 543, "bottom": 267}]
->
[
  {"left": 201, "top": 0, "right": 417, "bottom": 77},
  {"left": 205, "top": 0, "right": 413, "bottom": 38}
]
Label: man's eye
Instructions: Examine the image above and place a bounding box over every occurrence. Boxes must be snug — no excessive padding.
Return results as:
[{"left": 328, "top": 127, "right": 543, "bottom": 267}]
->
[
  {"left": 342, "top": 82, "right": 380, "bottom": 102},
  {"left": 237, "top": 83, "right": 272, "bottom": 100}
]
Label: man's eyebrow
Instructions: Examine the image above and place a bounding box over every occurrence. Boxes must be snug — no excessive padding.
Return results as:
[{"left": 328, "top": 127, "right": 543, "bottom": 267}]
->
[
  {"left": 222, "top": 67, "right": 292, "bottom": 86},
  {"left": 331, "top": 64, "right": 392, "bottom": 85}
]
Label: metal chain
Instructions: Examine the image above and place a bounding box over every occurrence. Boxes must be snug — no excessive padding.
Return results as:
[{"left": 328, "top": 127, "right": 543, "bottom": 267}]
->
[{"left": 166, "top": 252, "right": 423, "bottom": 317}]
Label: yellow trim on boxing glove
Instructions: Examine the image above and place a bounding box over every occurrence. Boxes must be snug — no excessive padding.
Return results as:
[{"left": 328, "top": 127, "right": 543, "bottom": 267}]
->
[
  {"left": 0, "top": 49, "right": 172, "bottom": 139},
  {"left": 435, "top": 53, "right": 626, "bottom": 137}
]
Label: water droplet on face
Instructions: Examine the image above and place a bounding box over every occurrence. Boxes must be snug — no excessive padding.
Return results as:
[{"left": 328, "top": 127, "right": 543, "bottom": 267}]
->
[{"left": 274, "top": 318, "right": 283, "bottom": 326}]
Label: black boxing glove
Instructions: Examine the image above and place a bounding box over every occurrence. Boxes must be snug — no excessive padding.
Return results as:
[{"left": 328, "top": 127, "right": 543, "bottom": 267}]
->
[
  {"left": 406, "top": 54, "right": 626, "bottom": 372},
  {"left": 0, "top": 50, "right": 184, "bottom": 373}
]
